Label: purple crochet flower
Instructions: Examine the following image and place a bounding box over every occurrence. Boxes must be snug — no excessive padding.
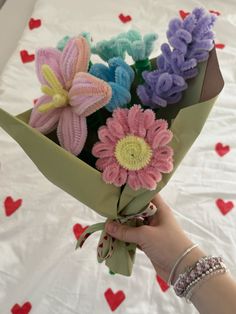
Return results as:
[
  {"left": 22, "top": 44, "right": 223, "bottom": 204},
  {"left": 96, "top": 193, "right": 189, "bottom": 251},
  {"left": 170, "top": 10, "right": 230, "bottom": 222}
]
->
[{"left": 138, "top": 8, "right": 216, "bottom": 108}]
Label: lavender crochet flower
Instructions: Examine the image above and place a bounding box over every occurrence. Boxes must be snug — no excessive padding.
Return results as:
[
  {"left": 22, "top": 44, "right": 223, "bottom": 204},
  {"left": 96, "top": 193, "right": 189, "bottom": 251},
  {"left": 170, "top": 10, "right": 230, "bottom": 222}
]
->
[{"left": 138, "top": 8, "right": 217, "bottom": 109}]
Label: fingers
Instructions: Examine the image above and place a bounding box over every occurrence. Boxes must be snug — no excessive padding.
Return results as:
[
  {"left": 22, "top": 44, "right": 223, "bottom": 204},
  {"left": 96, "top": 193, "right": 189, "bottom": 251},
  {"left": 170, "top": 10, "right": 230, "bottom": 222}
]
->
[
  {"left": 105, "top": 221, "right": 142, "bottom": 244},
  {"left": 150, "top": 194, "right": 174, "bottom": 225}
]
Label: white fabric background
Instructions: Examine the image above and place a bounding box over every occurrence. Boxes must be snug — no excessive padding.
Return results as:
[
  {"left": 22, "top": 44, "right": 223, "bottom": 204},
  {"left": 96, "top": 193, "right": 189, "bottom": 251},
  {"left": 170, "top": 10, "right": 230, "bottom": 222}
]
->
[{"left": 0, "top": 0, "right": 235, "bottom": 313}]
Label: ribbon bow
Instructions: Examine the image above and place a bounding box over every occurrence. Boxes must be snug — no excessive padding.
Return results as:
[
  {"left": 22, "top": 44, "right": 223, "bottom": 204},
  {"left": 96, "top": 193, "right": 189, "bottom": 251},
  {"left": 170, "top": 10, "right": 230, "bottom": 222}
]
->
[{"left": 75, "top": 202, "right": 157, "bottom": 264}]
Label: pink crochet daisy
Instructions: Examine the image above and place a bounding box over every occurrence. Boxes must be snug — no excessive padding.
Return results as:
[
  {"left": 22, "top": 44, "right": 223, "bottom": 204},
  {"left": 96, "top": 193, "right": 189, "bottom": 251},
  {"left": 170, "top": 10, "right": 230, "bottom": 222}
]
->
[
  {"left": 29, "top": 36, "right": 112, "bottom": 155},
  {"left": 92, "top": 105, "right": 174, "bottom": 190}
]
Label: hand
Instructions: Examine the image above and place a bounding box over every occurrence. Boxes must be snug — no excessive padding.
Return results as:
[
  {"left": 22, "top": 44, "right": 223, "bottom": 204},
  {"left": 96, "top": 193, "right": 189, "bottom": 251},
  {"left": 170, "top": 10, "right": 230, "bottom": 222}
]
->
[{"left": 105, "top": 194, "right": 205, "bottom": 282}]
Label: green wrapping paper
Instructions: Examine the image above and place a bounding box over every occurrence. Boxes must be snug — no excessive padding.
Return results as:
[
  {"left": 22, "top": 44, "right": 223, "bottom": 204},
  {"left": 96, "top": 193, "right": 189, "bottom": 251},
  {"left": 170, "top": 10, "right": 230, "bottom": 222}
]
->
[{"left": 0, "top": 47, "right": 224, "bottom": 276}]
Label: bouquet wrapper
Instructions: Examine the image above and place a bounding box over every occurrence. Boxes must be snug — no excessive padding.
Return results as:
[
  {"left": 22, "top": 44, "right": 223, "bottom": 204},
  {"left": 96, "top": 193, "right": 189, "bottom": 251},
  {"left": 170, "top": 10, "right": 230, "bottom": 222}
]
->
[{"left": 0, "top": 48, "right": 224, "bottom": 276}]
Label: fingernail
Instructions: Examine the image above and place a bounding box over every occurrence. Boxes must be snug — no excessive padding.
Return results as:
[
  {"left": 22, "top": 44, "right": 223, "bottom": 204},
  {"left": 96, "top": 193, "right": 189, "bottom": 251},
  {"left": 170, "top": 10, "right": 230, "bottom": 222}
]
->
[{"left": 107, "top": 222, "right": 118, "bottom": 234}]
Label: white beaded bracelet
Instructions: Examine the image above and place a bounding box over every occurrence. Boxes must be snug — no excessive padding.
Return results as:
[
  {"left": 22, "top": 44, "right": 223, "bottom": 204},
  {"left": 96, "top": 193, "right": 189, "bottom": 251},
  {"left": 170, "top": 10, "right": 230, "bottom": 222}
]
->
[{"left": 168, "top": 244, "right": 199, "bottom": 286}]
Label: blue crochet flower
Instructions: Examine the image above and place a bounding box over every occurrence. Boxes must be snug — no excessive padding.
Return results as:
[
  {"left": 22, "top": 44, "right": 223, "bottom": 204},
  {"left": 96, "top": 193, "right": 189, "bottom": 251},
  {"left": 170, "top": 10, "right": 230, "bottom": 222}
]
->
[
  {"left": 89, "top": 57, "right": 135, "bottom": 112},
  {"left": 138, "top": 8, "right": 217, "bottom": 109}
]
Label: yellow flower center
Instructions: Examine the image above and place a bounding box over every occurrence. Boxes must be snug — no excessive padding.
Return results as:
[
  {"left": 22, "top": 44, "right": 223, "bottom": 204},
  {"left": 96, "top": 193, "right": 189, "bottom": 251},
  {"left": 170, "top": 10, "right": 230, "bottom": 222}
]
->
[
  {"left": 38, "top": 64, "right": 69, "bottom": 113},
  {"left": 115, "top": 135, "right": 153, "bottom": 171}
]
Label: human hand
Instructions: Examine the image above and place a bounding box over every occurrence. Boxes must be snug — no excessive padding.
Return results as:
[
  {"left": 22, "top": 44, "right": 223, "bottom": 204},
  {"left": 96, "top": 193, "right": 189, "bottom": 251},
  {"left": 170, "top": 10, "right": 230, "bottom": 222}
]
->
[{"left": 105, "top": 194, "right": 205, "bottom": 282}]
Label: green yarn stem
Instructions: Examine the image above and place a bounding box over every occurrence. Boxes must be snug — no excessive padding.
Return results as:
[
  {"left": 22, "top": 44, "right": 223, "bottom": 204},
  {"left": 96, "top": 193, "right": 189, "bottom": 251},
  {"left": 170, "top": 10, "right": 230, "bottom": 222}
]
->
[{"left": 88, "top": 60, "right": 93, "bottom": 71}]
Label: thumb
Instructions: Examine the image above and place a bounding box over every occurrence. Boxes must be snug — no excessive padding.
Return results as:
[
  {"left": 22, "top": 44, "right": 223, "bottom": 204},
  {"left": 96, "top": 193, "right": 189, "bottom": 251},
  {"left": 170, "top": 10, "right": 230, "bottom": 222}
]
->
[{"left": 105, "top": 221, "right": 141, "bottom": 244}]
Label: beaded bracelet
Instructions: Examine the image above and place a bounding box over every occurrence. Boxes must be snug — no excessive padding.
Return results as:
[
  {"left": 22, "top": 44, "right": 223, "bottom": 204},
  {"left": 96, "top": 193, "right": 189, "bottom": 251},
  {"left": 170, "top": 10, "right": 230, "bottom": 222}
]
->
[
  {"left": 185, "top": 262, "right": 228, "bottom": 302},
  {"left": 173, "top": 256, "right": 228, "bottom": 302}
]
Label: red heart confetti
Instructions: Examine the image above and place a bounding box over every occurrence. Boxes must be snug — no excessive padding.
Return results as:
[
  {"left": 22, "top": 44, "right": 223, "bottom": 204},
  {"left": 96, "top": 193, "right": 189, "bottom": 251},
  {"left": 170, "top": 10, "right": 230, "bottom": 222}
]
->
[
  {"left": 215, "top": 143, "right": 230, "bottom": 157},
  {"left": 209, "top": 10, "right": 221, "bottom": 16},
  {"left": 119, "top": 13, "right": 132, "bottom": 23},
  {"left": 73, "top": 223, "right": 88, "bottom": 240},
  {"left": 156, "top": 275, "right": 169, "bottom": 292},
  {"left": 215, "top": 43, "right": 225, "bottom": 49},
  {"left": 216, "top": 199, "right": 234, "bottom": 215},
  {"left": 28, "top": 18, "right": 42, "bottom": 30},
  {"left": 33, "top": 98, "right": 39, "bottom": 105},
  {"left": 11, "top": 301, "right": 32, "bottom": 314},
  {"left": 179, "top": 10, "right": 190, "bottom": 20},
  {"left": 20, "top": 50, "right": 35, "bottom": 63},
  {"left": 104, "top": 288, "right": 126, "bottom": 312},
  {"left": 4, "top": 196, "right": 22, "bottom": 216}
]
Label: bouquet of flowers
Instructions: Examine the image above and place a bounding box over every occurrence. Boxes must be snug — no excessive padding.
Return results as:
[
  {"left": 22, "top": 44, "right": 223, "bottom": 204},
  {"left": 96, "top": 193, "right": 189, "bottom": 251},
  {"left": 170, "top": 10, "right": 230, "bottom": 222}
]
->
[{"left": 0, "top": 8, "right": 224, "bottom": 276}]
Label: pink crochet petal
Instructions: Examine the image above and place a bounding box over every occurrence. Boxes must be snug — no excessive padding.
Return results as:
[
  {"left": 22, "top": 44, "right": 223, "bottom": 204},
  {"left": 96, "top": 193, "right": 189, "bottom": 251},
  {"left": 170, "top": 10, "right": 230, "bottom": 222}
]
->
[
  {"left": 102, "top": 162, "right": 121, "bottom": 185},
  {"left": 127, "top": 104, "right": 142, "bottom": 135},
  {"left": 95, "top": 157, "right": 116, "bottom": 171},
  {"left": 152, "top": 146, "right": 174, "bottom": 163},
  {"left": 144, "top": 166, "right": 162, "bottom": 182},
  {"left": 57, "top": 107, "right": 87, "bottom": 155},
  {"left": 97, "top": 126, "right": 117, "bottom": 143},
  {"left": 143, "top": 109, "right": 156, "bottom": 130},
  {"left": 112, "top": 108, "right": 129, "bottom": 133},
  {"left": 155, "top": 159, "right": 173, "bottom": 173},
  {"left": 146, "top": 119, "right": 169, "bottom": 145},
  {"left": 29, "top": 95, "right": 61, "bottom": 134},
  {"left": 36, "top": 48, "right": 64, "bottom": 86},
  {"left": 150, "top": 129, "right": 173, "bottom": 149},
  {"left": 92, "top": 142, "right": 115, "bottom": 158},
  {"left": 60, "top": 36, "right": 90, "bottom": 90},
  {"left": 106, "top": 117, "right": 125, "bottom": 140},
  {"left": 127, "top": 171, "right": 142, "bottom": 191},
  {"left": 113, "top": 167, "right": 128, "bottom": 187},
  {"left": 137, "top": 170, "right": 157, "bottom": 190},
  {"left": 69, "top": 72, "right": 112, "bottom": 117}
]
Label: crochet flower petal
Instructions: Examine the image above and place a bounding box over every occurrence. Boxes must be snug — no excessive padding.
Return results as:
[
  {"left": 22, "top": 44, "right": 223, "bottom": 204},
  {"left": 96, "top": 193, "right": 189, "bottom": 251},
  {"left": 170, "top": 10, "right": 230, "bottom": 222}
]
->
[
  {"left": 127, "top": 171, "right": 142, "bottom": 190},
  {"left": 95, "top": 157, "right": 116, "bottom": 171},
  {"left": 113, "top": 167, "right": 128, "bottom": 187},
  {"left": 105, "top": 82, "right": 131, "bottom": 112},
  {"left": 112, "top": 108, "right": 130, "bottom": 133},
  {"left": 97, "top": 125, "right": 117, "bottom": 143},
  {"left": 102, "top": 163, "right": 121, "bottom": 185},
  {"left": 137, "top": 170, "right": 158, "bottom": 190},
  {"left": 89, "top": 63, "right": 114, "bottom": 82},
  {"left": 36, "top": 48, "right": 64, "bottom": 86},
  {"left": 69, "top": 72, "right": 112, "bottom": 117},
  {"left": 150, "top": 129, "right": 173, "bottom": 149},
  {"left": 92, "top": 142, "right": 115, "bottom": 158},
  {"left": 60, "top": 36, "right": 90, "bottom": 90},
  {"left": 146, "top": 119, "right": 168, "bottom": 144},
  {"left": 57, "top": 107, "right": 87, "bottom": 155},
  {"left": 106, "top": 117, "right": 125, "bottom": 140},
  {"left": 29, "top": 95, "right": 62, "bottom": 133}
]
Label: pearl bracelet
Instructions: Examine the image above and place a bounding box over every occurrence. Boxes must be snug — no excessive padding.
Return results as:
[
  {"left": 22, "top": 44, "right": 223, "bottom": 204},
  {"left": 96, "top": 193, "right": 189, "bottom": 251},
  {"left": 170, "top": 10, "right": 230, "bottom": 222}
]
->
[{"left": 173, "top": 256, "right": 228, "bottom": 301}]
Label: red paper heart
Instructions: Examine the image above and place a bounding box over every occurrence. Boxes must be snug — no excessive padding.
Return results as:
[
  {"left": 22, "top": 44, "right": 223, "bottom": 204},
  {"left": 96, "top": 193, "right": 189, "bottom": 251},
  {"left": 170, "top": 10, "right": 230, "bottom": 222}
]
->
[
  {"left": 156, "top": 275, "right": 169, "bottom": 292},
  {"left": 215, "top": 43, "right": 225, "bottom": 49},
  {"left": 11, "top": 302, "right": 32, "bottom": 314},
  {"left": 73, "top": 223, "right": 88, "bottom": 240},
  {"left": 4, "top": 196, "right": 22, "bottom": 216},
  {"left": 104, "top": 288, "right": 126, "bottom": 312},
  {"left": 179, "top": 10, "right": 190, "bottom": 20},
  {"left": 29, "top": 18, "right": 42, "bottom": 30},
  {"left": 216, "top": 199, "right": 234, "bottom": 215},
  {"left": 215, "top": 143, "right": 230, "bottom": 157},
  {"left": 209, "top": 10, "right": 221, "bottom": 16},
  {"left": 20, "top": 50, "right": 35, "bottom": 63},
  {"left": 119, "top": 13, "right": 132, "bottom": 23}
]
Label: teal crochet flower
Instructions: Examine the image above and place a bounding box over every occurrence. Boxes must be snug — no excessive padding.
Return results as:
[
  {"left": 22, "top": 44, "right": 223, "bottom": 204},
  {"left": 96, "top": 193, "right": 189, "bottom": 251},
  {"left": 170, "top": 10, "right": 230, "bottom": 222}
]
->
[
  {"left": 89, "top": 57, "right": 135, "bottom": 112},
  {"left": 57, "top": 32, "right": 92, "bottom": 51},
  {"left": 124, "top": 30, "right": 158, "bottom": 61},
  {"left": 91, "top": 30, "right": 158, "bottom": 62}
]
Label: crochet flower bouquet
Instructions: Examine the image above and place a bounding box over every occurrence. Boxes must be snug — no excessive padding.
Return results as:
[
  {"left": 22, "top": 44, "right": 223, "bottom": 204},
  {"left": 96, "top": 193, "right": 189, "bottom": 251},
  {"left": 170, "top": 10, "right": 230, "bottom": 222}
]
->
[{"left": 0, "top": 8, "right": 224, "bottom": 276}]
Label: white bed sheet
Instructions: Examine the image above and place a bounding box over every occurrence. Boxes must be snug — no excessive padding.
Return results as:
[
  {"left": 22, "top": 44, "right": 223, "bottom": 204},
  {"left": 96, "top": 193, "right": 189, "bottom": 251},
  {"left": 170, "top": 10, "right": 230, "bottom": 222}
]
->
[{"left": 0, "top": 0, "right": 236, "bottom": 313}]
